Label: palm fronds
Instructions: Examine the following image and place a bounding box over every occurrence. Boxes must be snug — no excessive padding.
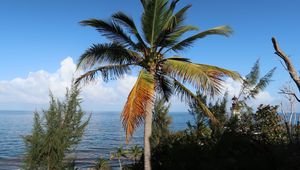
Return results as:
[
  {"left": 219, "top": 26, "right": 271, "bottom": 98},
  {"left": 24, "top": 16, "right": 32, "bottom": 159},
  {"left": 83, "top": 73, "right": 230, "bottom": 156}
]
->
[
  {"left": 250, "top": 67, "right": 276, "bottom": 98},
  {"left": 156, "top": 74, "right": 174, "bottom": 101},
  {"left": 157, "top": 4, "right": 197, "bottom": 49},
  {"left": 77, "top": 0, "right": 240, "bottom": 145},
  {"left": 239, "top": 59, "right": 276, "bottom": 100},
  {"left": 164, "top": 3, "right": 191, "bottom": 30},
  {"left": 164, "top": 58, "right": 240, "bottom": 96},
  {"left": 80, "top": 19, "right": 138, "bottom": 49},
  {"left": 166, "top": 25, "right": 233, "bottom": 53},
  {"left": 112, "top": 12, "right": 147, "bottom": 50},
  {"left": 77, "top": 43, "right": 140, "bottom": 69},
  {"left": 75, "top": 64, "right": 132, "bottom": 84},
  {"left": 245, "top": 59, "right": 260, "bottom": 85},
  {"left": 141, "top": 0, "right": 169, "bottom": 47},
  {"left": 173, "top": 79, "right": 218, "bottom": 123},
  {"left": 121, "top": 70, "right": 155, "bottom": 142}
]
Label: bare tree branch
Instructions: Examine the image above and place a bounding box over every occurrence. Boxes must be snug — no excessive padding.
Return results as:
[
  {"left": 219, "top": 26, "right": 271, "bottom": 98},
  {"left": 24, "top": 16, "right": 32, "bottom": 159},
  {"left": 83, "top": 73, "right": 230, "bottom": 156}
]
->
[
  {"left": 278, "top": 59, "right": 288, "bottom": 71},
  {"left": 272, "top": 37, "right": 300, "bottom": 102},
  {"left": 279, "top": 89, "right": 300, "bottom": 102}
]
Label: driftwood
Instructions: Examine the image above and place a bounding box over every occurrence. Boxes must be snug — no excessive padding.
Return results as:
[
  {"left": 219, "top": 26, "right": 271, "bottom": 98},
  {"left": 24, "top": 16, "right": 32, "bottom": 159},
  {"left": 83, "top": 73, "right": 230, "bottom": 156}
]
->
[{"left": 272, "top": 37, "right": 300, "bottom": 102}]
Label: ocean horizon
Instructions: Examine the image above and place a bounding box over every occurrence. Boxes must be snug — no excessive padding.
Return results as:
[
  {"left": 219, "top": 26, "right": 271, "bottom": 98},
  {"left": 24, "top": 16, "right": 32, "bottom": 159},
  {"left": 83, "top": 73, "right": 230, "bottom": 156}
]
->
[{"left": 0, "top": 110, "right": 192, "bottom": 169}]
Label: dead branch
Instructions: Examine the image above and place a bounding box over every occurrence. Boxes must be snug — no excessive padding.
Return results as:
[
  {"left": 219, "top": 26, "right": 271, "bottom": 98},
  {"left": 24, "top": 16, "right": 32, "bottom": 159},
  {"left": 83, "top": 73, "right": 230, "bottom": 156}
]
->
[
  {"left": 272, "top": 37, "right": 300, "bottom": 102},
  {"left": 279, "top": 89, "right": 300, "bottom": 102}
]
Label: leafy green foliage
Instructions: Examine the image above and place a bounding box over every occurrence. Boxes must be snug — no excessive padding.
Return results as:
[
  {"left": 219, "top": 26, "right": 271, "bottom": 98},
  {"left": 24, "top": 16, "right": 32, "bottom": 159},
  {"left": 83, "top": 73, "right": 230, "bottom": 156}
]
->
[
  {"left": 110, "top": 146, "right": 130, "bottom": 170},
  {"left": 128, "top": 145, "right": 143, "bottom": 164},
  {"left": 78, "top": 1, "right": 240, "bottom": 169},
  {"left": 122, "top": 104, "right": 300, "bottom": 170},
  {"left": 93, "top": 157, "right": 112, "bottom": 170},
  {"left": 141, "top": 0, "right": 169, "bottom": 46},
  {"left": 253, "top": 105, "right": 288, "bottom": 144},
  {"left": 186, "top": 91, "right": 229, "bottom": 143},
  {"left": 148, "top": 94, "right": 295, "bottom": 170},
  {"left": 22, "top": 84, "right": 90, "bottom": 170},
  {"left": 151, "top": 97, "right": 172, "bottom": 148},
  {"left": 186, "top": 94, "right": 212, "bottom": 142},
  {"left": 77, "top": 0, "right": 240, "bottom": 140},
  {"left": 234, "top": 59, "right": 276, "bottom": 113}
]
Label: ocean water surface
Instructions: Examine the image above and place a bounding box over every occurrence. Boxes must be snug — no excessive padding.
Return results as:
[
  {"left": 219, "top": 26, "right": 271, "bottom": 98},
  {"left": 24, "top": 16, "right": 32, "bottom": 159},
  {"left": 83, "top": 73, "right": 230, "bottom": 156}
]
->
[{"left": 0, "top": 111, "right": 191, "bottom": 169}]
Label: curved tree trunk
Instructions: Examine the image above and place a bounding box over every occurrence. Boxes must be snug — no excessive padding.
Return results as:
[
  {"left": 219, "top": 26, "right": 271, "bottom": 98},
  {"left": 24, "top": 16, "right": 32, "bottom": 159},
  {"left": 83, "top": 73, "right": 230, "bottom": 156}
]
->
[
  {"left": 118, "top": 158, "right": 122, "bottom": 170},
  {"left": 272, "top": 37, "right": 300, "bottom": 102},
  {"left": 144, "top": 80, "right": 156, "bottom": 170},
  {"left": 144, "top": 101, "right": 153, "bottom": 170}
]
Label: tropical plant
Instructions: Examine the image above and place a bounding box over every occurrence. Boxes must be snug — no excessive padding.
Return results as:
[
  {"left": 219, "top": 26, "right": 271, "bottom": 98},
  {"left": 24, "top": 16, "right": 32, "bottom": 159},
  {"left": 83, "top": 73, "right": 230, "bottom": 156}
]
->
[
  {"left": 151, "top": 97, "right": 172, "bottom": 148},
  {"left": 110, "top": 146, "right": 128, "bottom": 170},
  {"left": 186, "top": 91, "right": 229, "bottom": 143},
  {"left": 232, "top": 59, "right": 276, "bottom": 115},
  {"left": 22, "top": 83, "right": 90, "bottom": 170},
  {"left": 186, "top": 93, "right": 212, "bottom": 142},
  {"left": 128, "top": 145, "right": 143, "bottom": 164},
  {"left": 76, "top": 0, "right": 240, "bottom": 169},
  {"left": 253, "top": 105, "right": 288, "bottom": 144},
  {"left": 150, "top": 104, "right": 294, "bottom": 170},
  {"left": 93, "top": 157, "right": 111, "bottom": 170}
]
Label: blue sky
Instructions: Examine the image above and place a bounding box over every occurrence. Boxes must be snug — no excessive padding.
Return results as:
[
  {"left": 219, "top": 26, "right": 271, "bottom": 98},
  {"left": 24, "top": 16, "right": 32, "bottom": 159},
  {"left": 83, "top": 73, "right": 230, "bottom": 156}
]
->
[{"left": 0, "top": 0, "right": 299, "bottom": 111}]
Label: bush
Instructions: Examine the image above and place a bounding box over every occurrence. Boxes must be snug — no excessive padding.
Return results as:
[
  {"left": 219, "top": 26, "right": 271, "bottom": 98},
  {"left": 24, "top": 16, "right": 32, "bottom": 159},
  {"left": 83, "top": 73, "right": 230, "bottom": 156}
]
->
[
  {"left": 23, "top": 84, "right": 90, "bottom": 169},
  {"left": 149, "top": 104, "right": 299, "bottom": 170}
]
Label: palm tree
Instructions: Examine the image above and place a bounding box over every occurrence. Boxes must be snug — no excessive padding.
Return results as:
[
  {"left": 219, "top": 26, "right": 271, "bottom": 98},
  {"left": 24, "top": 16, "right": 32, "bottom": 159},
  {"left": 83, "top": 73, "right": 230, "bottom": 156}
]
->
[
  {"left": 151, "top": 97, "right": 172, "bottom": 148},
  {"left": 110, "top": 146, "right": 128, "bottom": 170},
  {"left": 231, "top": 59, "right": 276, "bottom": 116},
  {"left": 76, "top": 0, "right": 240, "bottom": 169},
  {"left": 128, "top": 145, "right": 143, "bottom": 164},
  {"left": 93, "top": 156, "right": 111, "bottom": 170}
]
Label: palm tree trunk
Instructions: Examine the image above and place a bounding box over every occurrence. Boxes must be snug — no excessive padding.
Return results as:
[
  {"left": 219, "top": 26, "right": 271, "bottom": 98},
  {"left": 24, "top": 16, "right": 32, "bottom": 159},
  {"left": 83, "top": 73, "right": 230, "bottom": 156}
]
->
[
  {"left": 118, "top": 158, "right": 122, "bottom": 170},
  {"left": 144, "top": 100, "right": 153, "bottom": 170}
]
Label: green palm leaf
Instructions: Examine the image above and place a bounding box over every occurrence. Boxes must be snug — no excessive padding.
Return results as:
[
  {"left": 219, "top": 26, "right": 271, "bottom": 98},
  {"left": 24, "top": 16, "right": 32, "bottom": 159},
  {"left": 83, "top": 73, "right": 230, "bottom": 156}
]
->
[
  {"left": 250, "top": 67, "right": 276, "bottom": 98},
  {"left": 77, "top": 43, "right": 140, "bottom": 69},
  {"left": 156, "top": 74, "right": 174, "bottom": 101},
  {"left": 166, "top": 25, "right": 233, "bottom": 53},
  {"left": 163, "top": 4, "right": 191, "bottom": 31},
  {"left": 80, "top": 19, "right": 138, "bottom": 49},
  {"left": 157, "top": 4, "right": 197, "bottom": 50},
  {"left": 163, "top": 58, "right": 240, "bottom": 96},
  {"left": 245, "top": 59, "right": 260, "bottom": 85},
  {"left": 112, "top": 12, "right": 147, "bottom": 50},
  {"left": 157, "top": 25, "right": 198, "bottom": 49},
  {"left": 142, "top": 0, "right": 169, "bottom": 47},
  {"left": 173, "top": 79, "right": 218, "bottom": 123},
  {"left": 75, "top": 64, "right": 132, "bottom": 84}
]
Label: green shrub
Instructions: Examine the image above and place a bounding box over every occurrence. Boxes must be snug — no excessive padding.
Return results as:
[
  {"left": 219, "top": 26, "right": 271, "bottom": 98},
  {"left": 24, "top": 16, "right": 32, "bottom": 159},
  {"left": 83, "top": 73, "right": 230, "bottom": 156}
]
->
[{"left": 23, "top": 84, "right": 90, "bottom": 170}]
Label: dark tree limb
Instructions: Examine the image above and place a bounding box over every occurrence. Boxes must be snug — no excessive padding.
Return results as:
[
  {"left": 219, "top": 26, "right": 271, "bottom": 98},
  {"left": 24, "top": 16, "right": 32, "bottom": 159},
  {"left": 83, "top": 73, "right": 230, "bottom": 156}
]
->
[
  {"left": 279, "top": 89, "right": 300, "bottom": 102},
  {"left": 272, "top": 37, "right": 300, "bottom": 101}
]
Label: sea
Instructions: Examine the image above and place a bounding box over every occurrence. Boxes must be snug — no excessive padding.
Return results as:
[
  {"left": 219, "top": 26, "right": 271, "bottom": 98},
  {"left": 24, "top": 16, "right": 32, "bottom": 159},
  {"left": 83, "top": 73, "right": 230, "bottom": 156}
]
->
[{"left": 0, "top": 111, "right": 191, "bottom": 170}]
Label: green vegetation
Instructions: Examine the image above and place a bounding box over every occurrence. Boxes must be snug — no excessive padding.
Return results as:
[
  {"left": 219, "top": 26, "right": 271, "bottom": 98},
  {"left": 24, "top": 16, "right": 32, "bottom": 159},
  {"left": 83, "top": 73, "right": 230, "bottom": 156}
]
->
[
  {"left": 109, "top": 145, "right": 143, "bottom": 170},
  {"left": 148, "top": 102, "right": 299, "bottom": 170},
  {"left": 93, "top": 157, "right": 111, "bottom": 170},
  {"left": 16, "top": 1, "right": 300, "bottom": 170},
  {"left": 110, "top": 146, "right": 128, "bottom": 170},
  {"left": 128, "top": 145, "right": 143, "bottom": 165},
  {"left": 231, "top": 59, "right": 276, "bottom": 115},
  {"left": 127, "top": 59, "right": 299, "bottom": 170},
  {"left": 22, "top": 84, "right": 90, "bottom": 170},
  {"left": 76, "top": 0, "right": 239, "bottom": 169},
  {"left": 151, "top": 97, "right": 172, "bottom": 148}
]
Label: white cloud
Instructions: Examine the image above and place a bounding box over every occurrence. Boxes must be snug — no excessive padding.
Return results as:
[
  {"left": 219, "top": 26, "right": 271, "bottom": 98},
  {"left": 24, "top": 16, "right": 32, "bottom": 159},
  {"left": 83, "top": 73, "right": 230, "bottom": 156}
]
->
[
  {"left": 0, "top": 57, "right": 137, "bottom": 111},
  {"left": 0, "top": 58, "right": 296, "bottom": 112}
]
